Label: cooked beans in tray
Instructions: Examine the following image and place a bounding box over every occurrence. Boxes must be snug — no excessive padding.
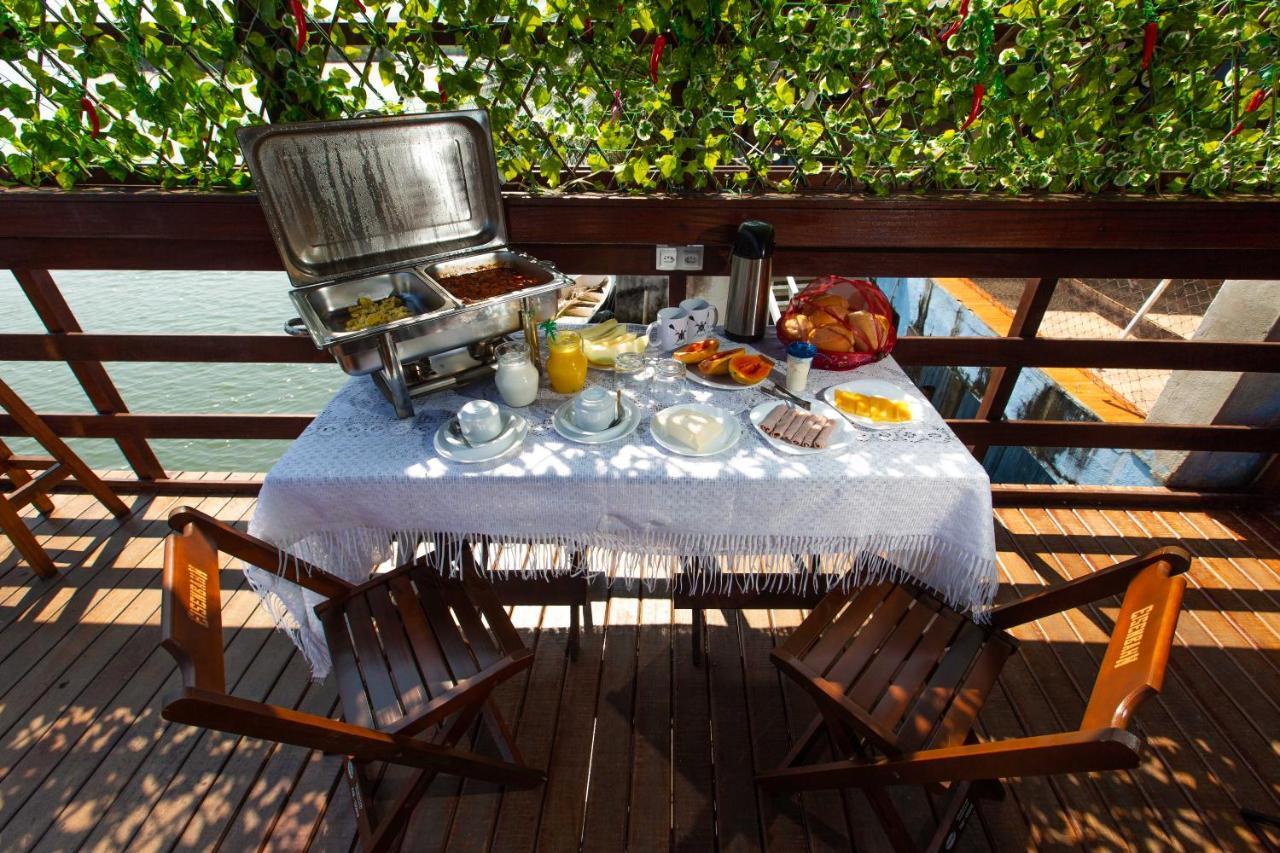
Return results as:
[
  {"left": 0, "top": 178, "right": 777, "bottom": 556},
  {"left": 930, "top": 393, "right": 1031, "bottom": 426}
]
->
[{"left": 436, "top": 266, "right": 544, "bottom": 303}]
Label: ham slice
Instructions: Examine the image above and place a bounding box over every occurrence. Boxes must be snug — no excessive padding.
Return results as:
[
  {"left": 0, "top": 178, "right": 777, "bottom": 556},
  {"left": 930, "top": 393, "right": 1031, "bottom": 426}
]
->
[
  {"left": 812, "top": 420, "right": 837, "bottom": 448},
  {"left": 771, "top": 407, "right": 799, "bottom": 438},
  {"left": 782, "top": 412, "right": 812, "bottom": 442},
  {"left": 760, "top": 403, "right": 788, "bottom": 434}
]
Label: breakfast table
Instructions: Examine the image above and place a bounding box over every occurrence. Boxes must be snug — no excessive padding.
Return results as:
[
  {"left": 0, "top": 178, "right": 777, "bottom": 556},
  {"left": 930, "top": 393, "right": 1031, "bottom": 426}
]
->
[{"left": 248, "top": 332, "right": 997, "bottom": 678}]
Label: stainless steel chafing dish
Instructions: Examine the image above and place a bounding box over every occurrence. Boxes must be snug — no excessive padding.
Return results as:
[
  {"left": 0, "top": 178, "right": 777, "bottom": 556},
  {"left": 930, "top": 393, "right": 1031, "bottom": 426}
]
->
[{"left": 238, "top": 110, "right": 570, "bottom": 417}]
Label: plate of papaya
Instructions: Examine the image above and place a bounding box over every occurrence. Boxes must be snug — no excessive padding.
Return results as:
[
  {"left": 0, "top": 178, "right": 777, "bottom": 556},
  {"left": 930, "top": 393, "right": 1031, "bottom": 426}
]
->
[{"left": 673, "top": 338, "right": 775, "bottom": 391}]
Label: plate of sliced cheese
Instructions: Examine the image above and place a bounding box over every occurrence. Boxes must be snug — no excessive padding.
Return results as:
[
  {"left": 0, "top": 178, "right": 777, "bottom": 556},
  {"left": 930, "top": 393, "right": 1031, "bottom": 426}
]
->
[
  {"left": 651, "top": 403, "right": 741, "bottom": 457},
  {"left": 822, "top": 379, "right": 923, "bottom": 430}
]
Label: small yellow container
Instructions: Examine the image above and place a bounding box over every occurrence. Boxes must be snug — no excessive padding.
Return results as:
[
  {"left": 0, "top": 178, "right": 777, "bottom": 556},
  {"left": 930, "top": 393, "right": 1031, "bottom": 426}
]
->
[{"left": 545, "top": 331, "right": 588, "bottom": 394}]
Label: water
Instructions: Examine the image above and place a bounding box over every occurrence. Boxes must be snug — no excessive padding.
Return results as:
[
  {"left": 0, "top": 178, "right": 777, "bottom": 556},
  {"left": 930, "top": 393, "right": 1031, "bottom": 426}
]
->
[{"left": 1, "top": 270, "right": 345, "bottom": 473}]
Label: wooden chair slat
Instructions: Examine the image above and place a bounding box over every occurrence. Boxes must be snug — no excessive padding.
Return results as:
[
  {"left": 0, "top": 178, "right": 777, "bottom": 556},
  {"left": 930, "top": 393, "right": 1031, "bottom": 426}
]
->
[
  {"left": 363, "top": 584, "right": 431, "bottom": 718},
  {"left": 824, "top": 586, "right": 916, "bottom": 688},
  {"left": 412, "top": 575, "right": 481, "bottom": 680},
  {"left": 445, "top": 587, "right": 503, "bottom": 670},
  {"left": 895, "top": 622, "right": 987, "bottom": 752},
  {"left": 322, "top": 609, "right": 376, "bottom": 730},
  {"left": 388, "top": 574, "right": 455, "bottom": 696},
  {"left": 343, "top": 595, "right": 406, "bottom": 729},
  {"left": 870, "top": 610, "right": 965, "bottom": 732},
  {"left": 801, "top": 582, "right": 893, "bottom": 675},
  {"left": 846, "top": 596, "right": 941, "bottom": 711},
  {"left": 775, "top": 585, "right": 856, "bottom": 660},
  {"left": 928, "top": 636, "right": 1014, "bottom": 751}
]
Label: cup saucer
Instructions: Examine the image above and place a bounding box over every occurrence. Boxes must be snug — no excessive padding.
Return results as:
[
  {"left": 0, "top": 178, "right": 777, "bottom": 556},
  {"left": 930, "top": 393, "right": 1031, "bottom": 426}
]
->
[
  {"left": 553, "top": 398, "right": 641, "bottom": 444},
  {"left": 434, "top": 412, "right": 527, "bottom": 463}
]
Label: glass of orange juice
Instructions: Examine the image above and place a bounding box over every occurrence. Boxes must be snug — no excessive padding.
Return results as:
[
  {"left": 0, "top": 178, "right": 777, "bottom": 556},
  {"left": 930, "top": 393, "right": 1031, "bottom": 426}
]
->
[{"left": 545, "top": 331, "right": 587, "bottom": 394}]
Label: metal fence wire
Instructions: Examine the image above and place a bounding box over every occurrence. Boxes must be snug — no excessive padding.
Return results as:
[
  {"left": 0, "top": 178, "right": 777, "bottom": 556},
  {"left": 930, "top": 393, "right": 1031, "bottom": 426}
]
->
[{"left": 970, "top": 277, "right": 1222, "bottom": 417}]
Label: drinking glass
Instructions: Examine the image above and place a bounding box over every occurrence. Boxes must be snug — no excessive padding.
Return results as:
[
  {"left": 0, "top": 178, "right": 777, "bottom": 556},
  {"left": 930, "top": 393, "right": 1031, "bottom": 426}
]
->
[
  {"left": 649, "top": 358, "right": 688, "bottom": 410},
  {"left": 613, "top": 351, "right": 647, "bottom": 408}
]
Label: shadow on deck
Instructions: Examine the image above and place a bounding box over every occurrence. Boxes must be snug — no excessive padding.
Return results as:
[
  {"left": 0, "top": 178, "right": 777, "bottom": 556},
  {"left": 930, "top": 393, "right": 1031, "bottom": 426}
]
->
[{"left": 0, "top": 485, "right": 1278, "bottom": 851}]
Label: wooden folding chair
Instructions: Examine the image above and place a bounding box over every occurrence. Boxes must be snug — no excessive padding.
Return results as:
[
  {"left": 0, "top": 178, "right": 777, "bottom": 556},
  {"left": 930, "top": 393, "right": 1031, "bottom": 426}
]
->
[
  {"left": 159, "top": 506, "right": 544, "bottom": 852},
  {"left": 0, "top": 377, "right": 130, "bottom": 577},
  {"left": 757, "top": 546, "right": 1191, "bottom": 852}
]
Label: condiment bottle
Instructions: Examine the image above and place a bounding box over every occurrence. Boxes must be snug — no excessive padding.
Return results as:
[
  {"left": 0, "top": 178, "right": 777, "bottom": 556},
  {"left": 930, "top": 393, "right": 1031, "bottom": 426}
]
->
[
  {"left": 785, "top": 340, "right": 817, "bottom": 395},
  {"left": 494, "top": 341, "right": 539, "bottom": 407}
]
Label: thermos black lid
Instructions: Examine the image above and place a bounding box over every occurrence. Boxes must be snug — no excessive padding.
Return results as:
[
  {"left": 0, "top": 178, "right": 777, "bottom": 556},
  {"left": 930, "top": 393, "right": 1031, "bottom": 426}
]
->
[{"left": 732, "top": 220, "right": 775, "bottom": 259}]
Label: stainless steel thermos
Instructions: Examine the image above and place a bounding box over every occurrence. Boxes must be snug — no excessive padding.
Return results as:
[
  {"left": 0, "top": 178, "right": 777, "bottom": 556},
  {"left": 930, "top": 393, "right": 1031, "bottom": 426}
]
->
[{"left": 723, "top": 220, "right": 775, "bottom": 342}]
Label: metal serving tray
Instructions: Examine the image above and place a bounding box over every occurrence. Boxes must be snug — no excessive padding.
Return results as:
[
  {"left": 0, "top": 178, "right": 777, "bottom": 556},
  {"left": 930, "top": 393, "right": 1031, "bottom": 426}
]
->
[{"left": 238, "top": 110, "right": 507, "bottom": 288}]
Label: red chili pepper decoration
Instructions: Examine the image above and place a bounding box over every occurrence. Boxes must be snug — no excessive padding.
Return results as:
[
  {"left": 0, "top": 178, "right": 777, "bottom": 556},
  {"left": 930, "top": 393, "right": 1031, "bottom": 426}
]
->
[
  {"left": 439, "top": 86, "right": 447, "bottom": 105},
  {"left": 80, "top": 96, "right": 100, "bottom": 139},
  {"left": 938, "top": 0, "right": 970, "bottom": 44},
  {"left": 960, "top": 83, "right": 984, "bottom": 130},
  {"left": 611, "top": 88, "right": 623, "bottom": 124},
  {"left": 353, "top": 0, "right": 365, "bottom": 12},
  {"left": 649, "top": 34, "right": 667, "bottom": 85},
  {"left": 584, "top": 17, "right": 592, "bottom": 39},
  {"left": 1141, "top": 22, "right": 1157, "bottom": 69},
  {"left": 290, "top": 0, "right": 307, "bottom": 53},
  {"left": 1226, "top": 89, "right": 1271, "bottom": 139}
]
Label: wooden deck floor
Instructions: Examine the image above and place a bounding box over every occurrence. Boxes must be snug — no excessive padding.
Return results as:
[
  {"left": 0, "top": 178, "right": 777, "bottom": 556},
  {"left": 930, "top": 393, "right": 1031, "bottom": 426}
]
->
[{"left": 0, "top": 480, "right": 1278, "bottom": 851}]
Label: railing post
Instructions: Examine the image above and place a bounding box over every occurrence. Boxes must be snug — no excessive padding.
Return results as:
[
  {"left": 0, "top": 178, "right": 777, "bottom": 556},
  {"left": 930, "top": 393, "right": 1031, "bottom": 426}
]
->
[
  {"left": 969, "top": 277, "right": 1059, "bottom": 460},
  {"left": 11, "top": 269, "right": 167, "bottom": 481}
]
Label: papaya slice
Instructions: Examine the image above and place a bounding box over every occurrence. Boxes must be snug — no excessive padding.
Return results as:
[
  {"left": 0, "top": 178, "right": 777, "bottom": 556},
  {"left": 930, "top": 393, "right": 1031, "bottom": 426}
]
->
[
  {"left": 728, "top": 353, "right": 774, "bottom": 385},
  {"left": 696, "top": 347, "right": 745, "bottom": 376},
  {"left": 674, "top": 338, "right": 720, "bottom": 365}
]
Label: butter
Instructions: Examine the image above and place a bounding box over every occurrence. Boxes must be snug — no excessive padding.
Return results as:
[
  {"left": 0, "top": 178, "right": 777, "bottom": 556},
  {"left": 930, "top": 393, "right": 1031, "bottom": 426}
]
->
[
  {"left": 657, "top": 408, "right": 723, "bottom": 451},
  {"left": 834, "top": 390, "right": 912, "bottom": 422}
]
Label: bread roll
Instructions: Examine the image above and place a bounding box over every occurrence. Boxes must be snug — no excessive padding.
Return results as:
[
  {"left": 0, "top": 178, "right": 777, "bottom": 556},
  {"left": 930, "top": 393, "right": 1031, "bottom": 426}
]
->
[
  {"left": 781, "top": 313, "right": 814, "bottom": 341},
  {"left": 846, "top": 310, "right": 886, "bottom": 353},
  {"left": 811, "top": 324, "right": 854, "bottom": 352},
  {"left": 811, "top": 293, "right": 849, "bottom": 313}
]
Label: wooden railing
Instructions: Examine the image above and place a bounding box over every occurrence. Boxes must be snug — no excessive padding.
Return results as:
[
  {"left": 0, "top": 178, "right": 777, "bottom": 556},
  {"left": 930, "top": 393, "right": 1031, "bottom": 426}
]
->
[{"left": 2, "top": 189, "right": 1278, "bottom": 504}]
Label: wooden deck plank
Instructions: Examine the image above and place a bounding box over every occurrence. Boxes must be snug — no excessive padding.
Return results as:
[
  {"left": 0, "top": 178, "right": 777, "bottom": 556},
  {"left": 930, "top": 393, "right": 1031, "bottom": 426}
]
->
[
  {"left": 486, "top": 606, "right": 569, "bottom": 852},
  {"left": 535, "top": 597, "right": 607, "bottom": 851},
  {"left": 440, "top": 604, "right": 540, "bottom": 853},
  {"left": 670, "top": 605, "right": 715, "bottom": 851},
  {"left": 0, "top": 490, "right": 1277, "bottom": 852},
  {"left": 624, "top": 593, "right": 670, "bottom": 852},
  {"left": 579, "top": 594, "right": 639, "bottom": 850},
  {"left": 706, "top": 607, "right": 766, "bottom": 852}
]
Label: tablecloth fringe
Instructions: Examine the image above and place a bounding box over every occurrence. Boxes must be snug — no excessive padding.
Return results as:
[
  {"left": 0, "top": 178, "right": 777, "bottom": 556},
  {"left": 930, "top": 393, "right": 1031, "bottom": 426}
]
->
[{"left": 270, "top": 526, "right": 996, "bottom": 617}]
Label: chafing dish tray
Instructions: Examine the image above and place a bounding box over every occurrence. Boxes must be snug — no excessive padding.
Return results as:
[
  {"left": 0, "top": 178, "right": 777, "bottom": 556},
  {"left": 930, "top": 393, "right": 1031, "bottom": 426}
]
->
[{"left": 238, "top": 109, "right": 570, "bottom": 417}]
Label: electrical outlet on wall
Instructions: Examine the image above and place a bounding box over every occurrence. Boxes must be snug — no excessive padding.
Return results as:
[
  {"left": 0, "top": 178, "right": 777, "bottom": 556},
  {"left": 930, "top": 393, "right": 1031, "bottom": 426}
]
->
[
  {"left": 678, "top": 245, "right": 704, "bottom": 270},
  {"left": 656, "top": 246, "right": 679, "bottom": 271}
]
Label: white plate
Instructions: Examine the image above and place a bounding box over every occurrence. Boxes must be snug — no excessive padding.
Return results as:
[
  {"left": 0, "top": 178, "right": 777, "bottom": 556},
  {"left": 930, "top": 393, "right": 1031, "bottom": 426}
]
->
[
  {"left": 433, "top": 411, "right": 528, "bottom": 463},
  {"left": 682, "top": 339, "right": 774, "bottom": 392},
  {"left": 650, "top": 403, "right": 742, "bottom": 457},
  {"left": 749, "top": 400, "right": 852, "bottom": 455},
  {"left": 821, "top": 378, "right": 923, "bottom": 430},
  {"left": 553, "top": 397, "right": 642, "bottom": 444}
]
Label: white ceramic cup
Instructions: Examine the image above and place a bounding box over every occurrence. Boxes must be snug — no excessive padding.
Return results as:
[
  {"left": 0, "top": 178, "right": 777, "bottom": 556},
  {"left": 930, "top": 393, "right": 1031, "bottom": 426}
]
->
[
  {"left": 679, "top": 298, "right": 719, "bottom": 336},
  {"left": 573, "top": 385, "right": 616, "bottom": 432},
  {"left": 457, "top": 399, "right": 504, "bottom": 444},
  {"left": 646, "top": 306, "right": 690, "bottom": 351}
]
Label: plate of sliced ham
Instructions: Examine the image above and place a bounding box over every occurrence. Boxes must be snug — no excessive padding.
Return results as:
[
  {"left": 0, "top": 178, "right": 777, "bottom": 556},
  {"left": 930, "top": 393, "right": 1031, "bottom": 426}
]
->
[{"left": 748, "top": 401, "right": 852, "bottom": 455}]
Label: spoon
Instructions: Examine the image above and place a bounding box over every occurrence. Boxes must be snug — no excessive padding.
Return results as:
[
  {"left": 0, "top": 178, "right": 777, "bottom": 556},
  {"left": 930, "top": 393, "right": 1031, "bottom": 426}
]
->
[
  {"left": 604, "top": 390, "right": 626, "bottom": 430},
  {"left": 447, "top": 418, "right": 475, "bottom": 448}
]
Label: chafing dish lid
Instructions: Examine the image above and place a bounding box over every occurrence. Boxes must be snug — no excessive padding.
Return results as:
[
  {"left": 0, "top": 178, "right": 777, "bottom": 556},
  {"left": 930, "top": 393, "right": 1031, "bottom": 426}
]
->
[{"left": 238, "top": 110, "right": 507, "bottom": 287}]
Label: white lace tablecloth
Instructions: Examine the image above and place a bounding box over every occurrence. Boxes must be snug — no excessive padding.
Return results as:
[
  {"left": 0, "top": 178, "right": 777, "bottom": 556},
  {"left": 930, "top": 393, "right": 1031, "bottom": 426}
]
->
[{"left": 249, "top": 335, "right": 996, "bottom": 677}]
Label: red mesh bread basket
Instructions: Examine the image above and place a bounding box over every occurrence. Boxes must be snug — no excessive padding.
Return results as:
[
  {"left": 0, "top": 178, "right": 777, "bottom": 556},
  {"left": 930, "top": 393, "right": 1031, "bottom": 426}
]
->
[{"left": 776, "top": 276, "right": 897, "bottom": 370}]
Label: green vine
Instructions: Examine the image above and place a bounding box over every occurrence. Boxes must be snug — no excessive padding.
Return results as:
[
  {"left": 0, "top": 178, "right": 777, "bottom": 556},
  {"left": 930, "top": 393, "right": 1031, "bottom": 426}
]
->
[{"left": 0, "top": 0, "right": 1276, "bottom": 194}]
